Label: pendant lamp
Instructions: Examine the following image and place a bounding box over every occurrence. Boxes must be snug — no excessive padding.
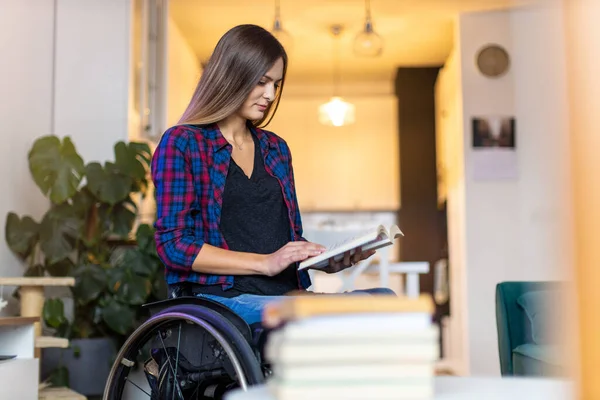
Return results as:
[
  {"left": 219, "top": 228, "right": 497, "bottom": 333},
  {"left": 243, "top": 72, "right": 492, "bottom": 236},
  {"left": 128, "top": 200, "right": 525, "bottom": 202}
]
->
[{"left": 318, "top": 25, "right": 355, "bottom": 127}]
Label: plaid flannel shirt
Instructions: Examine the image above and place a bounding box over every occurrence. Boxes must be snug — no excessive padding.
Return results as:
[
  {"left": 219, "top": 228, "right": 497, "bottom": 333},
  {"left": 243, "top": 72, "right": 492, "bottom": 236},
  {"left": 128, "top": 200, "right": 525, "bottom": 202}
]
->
[{"left": 151, "top": 123, "right": 311, "bottom": 290}]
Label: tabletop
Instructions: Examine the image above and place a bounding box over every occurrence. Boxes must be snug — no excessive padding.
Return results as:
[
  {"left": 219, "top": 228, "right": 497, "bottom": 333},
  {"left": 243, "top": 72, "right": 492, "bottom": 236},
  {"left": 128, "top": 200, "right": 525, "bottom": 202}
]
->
[{"left": 225, "top": 376, "right": 574, "bottom": 400}]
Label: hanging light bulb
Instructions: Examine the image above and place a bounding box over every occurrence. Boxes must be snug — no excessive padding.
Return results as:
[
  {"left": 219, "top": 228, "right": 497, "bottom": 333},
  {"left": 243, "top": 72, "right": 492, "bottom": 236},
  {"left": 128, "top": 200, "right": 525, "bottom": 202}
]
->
[
  {"left": 271, "top": 0, "right": 294, "bottom": 52},
  {"left": 319, "top": 97, "right": 356, "bottom": 127},
  {"left": 353, "top": 0, "right": 383, "bottom": 57},
  {"left": 319, "top": 25, "right": 356, "bottom": 127}
]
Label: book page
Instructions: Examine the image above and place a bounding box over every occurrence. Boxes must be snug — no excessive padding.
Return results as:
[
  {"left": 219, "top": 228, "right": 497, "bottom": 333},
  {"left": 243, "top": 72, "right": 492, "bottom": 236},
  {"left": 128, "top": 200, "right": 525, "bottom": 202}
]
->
[{"left": 298, "top": 224, "right": 403, "bottom": 270}]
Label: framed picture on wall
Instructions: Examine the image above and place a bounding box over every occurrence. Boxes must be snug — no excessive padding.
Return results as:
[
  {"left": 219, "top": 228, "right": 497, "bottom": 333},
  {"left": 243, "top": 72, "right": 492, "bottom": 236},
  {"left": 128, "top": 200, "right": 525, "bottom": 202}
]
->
[
  {"left": 471, "top": 115, "right": 517, "bottom": 180},
  {"left": 472, "top": 116, "right": 516, "bottom": 149}
]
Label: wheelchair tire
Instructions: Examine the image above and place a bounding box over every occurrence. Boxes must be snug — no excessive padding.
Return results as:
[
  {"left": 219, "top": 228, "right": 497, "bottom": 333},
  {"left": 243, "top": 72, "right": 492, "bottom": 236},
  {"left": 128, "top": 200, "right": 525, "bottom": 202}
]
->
[{"left": 103, "top": 304, "right": 265, "bottom": 400}]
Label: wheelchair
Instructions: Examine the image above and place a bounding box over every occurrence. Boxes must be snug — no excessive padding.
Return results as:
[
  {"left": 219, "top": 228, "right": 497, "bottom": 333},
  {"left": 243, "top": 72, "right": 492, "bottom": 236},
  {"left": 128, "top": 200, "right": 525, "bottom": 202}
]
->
[{"left": 102, "top": 290, "right": 271, "bottom": 400}]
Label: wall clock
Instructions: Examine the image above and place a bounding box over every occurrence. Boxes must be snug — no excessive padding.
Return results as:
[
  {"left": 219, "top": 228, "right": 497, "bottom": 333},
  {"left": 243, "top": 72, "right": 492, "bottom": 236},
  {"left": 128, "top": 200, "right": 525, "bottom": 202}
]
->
[{"left": 476, "top": 44, "right": 510, "bottom": 78}]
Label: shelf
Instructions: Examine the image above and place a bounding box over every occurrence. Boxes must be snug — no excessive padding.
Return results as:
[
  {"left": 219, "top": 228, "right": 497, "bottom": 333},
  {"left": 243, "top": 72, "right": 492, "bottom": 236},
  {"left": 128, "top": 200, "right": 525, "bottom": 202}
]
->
[
  {"left": 0, "top": 277, "right": 75, "bottom": 286},
  {"left": 0, "top": 277, "right": 75, "bottom": 339},
  {"left": 39, "top": 386, "right": 87, "bottom": 400},
  {"left": 0, "top": 316, "right": 39, "bottom": 327},
  {"left": 36, "top": 336, "right": 69, "bottom": 349}
]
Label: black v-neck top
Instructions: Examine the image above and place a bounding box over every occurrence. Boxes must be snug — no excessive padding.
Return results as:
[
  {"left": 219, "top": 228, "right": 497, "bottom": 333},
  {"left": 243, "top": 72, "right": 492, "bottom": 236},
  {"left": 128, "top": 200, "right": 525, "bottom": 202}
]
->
[{"left": 204, "top": 134, "right": 298, "bottom": 297}]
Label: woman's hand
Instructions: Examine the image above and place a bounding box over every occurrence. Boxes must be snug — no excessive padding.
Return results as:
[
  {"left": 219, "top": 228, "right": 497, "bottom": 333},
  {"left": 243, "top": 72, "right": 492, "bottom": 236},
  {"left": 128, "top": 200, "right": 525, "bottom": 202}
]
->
[
  {"left": 318, "top": 248, "right": 376, "bottom": 274},
  {"left": 262, "top": 241, "right": 326, "bottom": 277}
]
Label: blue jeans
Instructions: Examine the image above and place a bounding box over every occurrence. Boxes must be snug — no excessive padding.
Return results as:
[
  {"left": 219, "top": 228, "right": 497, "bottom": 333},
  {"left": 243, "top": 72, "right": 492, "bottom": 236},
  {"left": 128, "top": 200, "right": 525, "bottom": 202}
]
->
[{"left": 195, "top": 288, "right": 396, "bottom": 326}]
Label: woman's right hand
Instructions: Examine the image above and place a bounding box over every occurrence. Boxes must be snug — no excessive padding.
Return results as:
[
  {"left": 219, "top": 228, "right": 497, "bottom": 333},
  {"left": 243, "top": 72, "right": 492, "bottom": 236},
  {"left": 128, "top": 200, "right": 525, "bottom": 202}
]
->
[{"left": 262, "top": 241, "right": 326, "bottom": 277}]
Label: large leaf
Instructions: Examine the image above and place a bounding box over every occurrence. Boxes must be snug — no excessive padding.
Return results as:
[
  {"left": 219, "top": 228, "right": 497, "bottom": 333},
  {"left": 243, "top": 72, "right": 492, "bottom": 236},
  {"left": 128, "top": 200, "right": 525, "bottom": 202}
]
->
[
  {"left": 46, "top": 258, "right": 75, "bottom": 277},
  {"left": 43, "top": 298, "right": 67, "bottom": 329},
  {"left": 24, "top": 264, "right": 45, "bottom": 276},
  {"left": 97, "top": 198, "right": 137, "bottom": 238},
  {"left": 5, "top": 212, "right": 39, "bottom": 258},
  {"left": 71, "top": 188, "right": 96, "bottom": 217},
  {"left": 72, "top": 264, "right": 107, "bottom": 304},
  {"left": 107, "top": 266, "right": 151, "bottom": 305},
  {"left": 86, "top": 162, "right": 132, "bottom": 205},
  {"left": 111, "top": 200, "right": 137, "bottom": 237},
  {"left": 114, "top": 142, "right": 151, "bottom": 180},
  {"left": 136, "top": 224, "right": 155, "bottom": 254},
  {"left": 28, "top": 136, "right": 85, "bottom": 204},
  {"left": 39, "top": 203, "right": 83, "bottom": 263},
  {"left": 101, "top": 298, "right": 136, "bottom": 335},
  {"left": 110, "top": 248, "right": 155, "bottom": 277},
  {"left": 70, "top": 189, "right": 100, "bottom": 246}
]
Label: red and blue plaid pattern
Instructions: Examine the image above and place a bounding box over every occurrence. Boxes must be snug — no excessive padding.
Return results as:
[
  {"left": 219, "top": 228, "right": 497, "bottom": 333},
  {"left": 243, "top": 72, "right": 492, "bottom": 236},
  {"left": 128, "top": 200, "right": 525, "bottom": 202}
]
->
[{"left": 151, "top": 123, "right": 311, "bottom": 290}]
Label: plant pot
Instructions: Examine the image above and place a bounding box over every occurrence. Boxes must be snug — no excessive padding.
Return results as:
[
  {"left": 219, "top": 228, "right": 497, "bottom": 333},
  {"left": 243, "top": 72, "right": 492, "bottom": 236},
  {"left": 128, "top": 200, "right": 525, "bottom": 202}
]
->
[{"left": 41, "top": 337, "right": 117, "bottom": 396}]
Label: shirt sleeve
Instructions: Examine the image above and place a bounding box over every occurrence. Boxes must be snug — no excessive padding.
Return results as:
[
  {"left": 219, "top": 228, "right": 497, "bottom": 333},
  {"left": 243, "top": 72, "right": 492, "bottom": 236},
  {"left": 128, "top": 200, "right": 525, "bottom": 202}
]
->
[
  {"left": 286, "top": 148, "right": 307, "bottom": 242},
  {"left": 151, "top": 127, "right": 204, "bottom": 272}
]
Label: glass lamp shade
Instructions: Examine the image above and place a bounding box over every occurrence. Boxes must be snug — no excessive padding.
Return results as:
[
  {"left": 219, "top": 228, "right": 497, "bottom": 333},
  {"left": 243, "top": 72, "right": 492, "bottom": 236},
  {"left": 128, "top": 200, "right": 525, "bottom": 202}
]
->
[
  {"left": 353, "top": 21, "right": 383, "bottom": 57},
  {"left": 318, "top": 97, "right": 356, "bottom": 127},
  {"left": 272, "top": 19, "right": 294, "bottom": 53}
]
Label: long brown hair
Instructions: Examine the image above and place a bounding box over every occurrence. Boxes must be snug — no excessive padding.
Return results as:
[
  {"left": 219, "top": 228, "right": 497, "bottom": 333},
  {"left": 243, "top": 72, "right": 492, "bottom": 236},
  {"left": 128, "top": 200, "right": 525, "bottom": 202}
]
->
[{"left": 177, "top": 24, "right": 288, "bottom": 128}]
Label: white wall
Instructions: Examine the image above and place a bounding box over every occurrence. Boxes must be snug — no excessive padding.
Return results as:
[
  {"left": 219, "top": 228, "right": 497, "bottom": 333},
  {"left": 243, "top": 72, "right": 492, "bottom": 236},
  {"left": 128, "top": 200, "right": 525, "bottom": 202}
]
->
[
  {"left": 54, "top": 0, "right": 132, "bottom": 163},
  {"left": 510, "top": 1, "right": 572, "bottom": 285},
  {"left": 0, "top": 0, "right": 57, "bottom": 315},
  {"left": 0, "top": 0, "right": 133, "bottom": 315},
  {"left": 441, "top": 2, "right": 572, "bottom": 375}
]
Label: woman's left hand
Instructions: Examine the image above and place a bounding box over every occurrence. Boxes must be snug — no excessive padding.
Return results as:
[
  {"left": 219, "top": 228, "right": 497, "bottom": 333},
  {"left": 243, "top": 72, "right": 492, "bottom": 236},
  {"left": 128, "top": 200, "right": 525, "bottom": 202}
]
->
[{"left": 317, "top": 248, "right": 376, "bottom": 274}]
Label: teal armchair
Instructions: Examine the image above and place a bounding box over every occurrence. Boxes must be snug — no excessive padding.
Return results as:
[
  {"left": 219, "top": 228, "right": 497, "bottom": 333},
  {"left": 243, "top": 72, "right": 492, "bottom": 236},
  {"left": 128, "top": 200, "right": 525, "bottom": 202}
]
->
[{"left": 495, "top": 281, "right": 564, "bottom": 377}]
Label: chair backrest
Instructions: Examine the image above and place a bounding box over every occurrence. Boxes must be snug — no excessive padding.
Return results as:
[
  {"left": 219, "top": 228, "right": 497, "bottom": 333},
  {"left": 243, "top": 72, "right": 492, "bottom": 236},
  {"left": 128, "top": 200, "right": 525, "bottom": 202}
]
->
[{"left": 495, "top": 281, "right": 563, "bottom": 375}]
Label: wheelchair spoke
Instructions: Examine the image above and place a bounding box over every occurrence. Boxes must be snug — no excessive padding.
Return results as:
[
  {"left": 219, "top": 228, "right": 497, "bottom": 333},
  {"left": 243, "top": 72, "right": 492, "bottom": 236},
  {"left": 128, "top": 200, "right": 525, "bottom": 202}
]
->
[
  {"left": 172, "top": 322, "right": 182, "bottom": 400},
  {"left": 195, "top": 328, "right": 206, "bottom": 400},
  {"left": 158, "top": 326, "right": 185, "bottom": 400},
  {"left": 125, "top": 376, "right": 151, "bottom": 398}
]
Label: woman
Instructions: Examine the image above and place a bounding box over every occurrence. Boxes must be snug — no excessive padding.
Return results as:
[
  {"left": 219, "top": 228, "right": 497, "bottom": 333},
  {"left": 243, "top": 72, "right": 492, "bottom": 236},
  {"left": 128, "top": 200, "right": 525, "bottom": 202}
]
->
[{"left": 151, "top": 24, "right": 393, "bottom": 326}]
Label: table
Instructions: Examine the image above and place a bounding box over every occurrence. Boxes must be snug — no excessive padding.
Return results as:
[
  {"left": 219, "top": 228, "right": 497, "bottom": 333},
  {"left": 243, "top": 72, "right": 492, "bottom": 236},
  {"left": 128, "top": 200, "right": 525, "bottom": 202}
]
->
[{"left": 225, "top": 376, "right": 574, "bottom": 400}]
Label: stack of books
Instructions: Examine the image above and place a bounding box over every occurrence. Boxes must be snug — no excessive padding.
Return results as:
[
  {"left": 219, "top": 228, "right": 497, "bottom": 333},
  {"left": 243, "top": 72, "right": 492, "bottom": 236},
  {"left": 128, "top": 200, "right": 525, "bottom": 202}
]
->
[{"left": 262, "top": 294, "right": 438, "bottom": 400}]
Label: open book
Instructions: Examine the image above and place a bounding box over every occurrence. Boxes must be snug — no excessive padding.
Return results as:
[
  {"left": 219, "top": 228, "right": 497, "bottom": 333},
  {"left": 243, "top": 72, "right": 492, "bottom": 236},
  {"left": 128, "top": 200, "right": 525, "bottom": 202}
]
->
[{"left": 298, "top": 224, "right": 404, "bottom": 270}]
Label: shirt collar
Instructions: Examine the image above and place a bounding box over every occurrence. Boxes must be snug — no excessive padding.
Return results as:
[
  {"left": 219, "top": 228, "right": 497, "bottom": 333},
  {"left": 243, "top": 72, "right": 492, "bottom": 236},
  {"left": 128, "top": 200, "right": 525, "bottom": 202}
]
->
[{"left": 210, "top": 121, "right": 276, "bottom": 153}]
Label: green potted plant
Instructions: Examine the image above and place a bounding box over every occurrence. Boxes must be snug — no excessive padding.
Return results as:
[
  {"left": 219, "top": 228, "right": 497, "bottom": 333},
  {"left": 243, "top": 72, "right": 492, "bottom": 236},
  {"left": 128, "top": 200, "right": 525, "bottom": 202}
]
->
[{"left": 4, "top": 135, "right": 166, "bottom": 396}]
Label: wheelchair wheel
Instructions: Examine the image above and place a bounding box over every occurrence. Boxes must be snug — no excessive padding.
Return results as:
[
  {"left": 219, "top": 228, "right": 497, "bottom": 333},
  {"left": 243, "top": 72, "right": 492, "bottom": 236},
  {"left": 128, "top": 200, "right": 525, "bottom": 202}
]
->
[{"left": 103, "top": 305, "right": 265, "bottom": 400}]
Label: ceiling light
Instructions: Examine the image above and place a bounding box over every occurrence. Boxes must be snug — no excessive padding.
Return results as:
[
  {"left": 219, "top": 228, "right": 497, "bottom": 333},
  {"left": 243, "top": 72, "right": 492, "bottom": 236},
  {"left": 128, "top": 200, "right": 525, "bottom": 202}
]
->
[
  {"left": 319, "top": 25, "right": 355, "bottom": 127},
  {"left": 353, "top": 0, "right": 383, "bottom": 57},
  {"left": 319, "top": 97, "right": 356, "bottom": 127},
  {"left": 271, "top": 0, "right": 293, "bottom": 52}
]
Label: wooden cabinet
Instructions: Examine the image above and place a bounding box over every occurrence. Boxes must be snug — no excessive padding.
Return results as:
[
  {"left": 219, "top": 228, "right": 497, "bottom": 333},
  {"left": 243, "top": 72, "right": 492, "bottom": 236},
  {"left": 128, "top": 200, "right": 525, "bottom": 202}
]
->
[{"left": 268, "top": 95, "right": 400, "bottom": 212}]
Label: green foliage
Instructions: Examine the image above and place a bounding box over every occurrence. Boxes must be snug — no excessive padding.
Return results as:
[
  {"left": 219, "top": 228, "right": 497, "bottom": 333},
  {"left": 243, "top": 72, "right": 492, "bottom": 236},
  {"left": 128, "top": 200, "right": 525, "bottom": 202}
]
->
[
  {"left": 48, "top": 366, "right": 70, "bottom": 388},
  {"left": 28, "top": 136, "right": 85, "bottom": 204},
  {"left": 4, "top": 135, "right": 165, "bottom": 344}
]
